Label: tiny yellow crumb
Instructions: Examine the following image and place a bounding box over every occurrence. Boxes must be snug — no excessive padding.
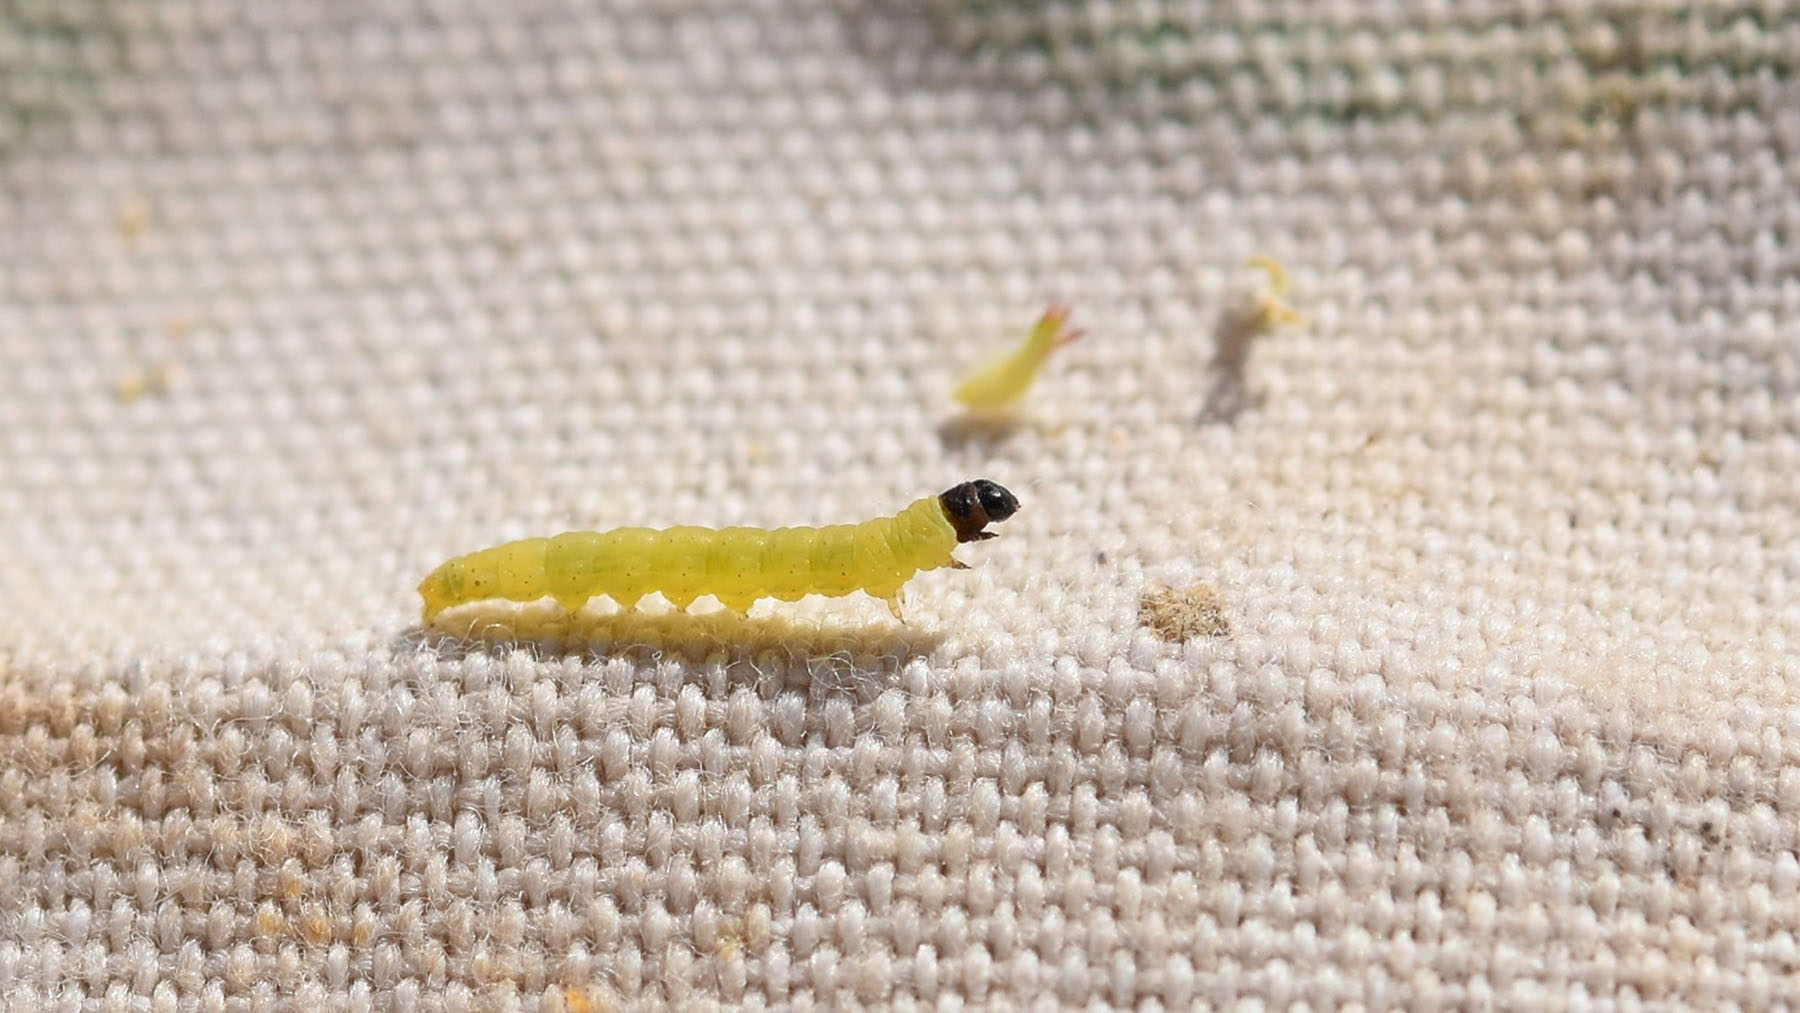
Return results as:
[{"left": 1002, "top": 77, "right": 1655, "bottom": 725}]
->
[
  {"left": 279, "top": 868, "right": 305, "bottom": 904},
  {"left": 254, "top": 906, "right": 286, "bottom": 940},
  {"left": 299, "top": 906, "right": 332, "bottom": 944},
  {"left": 116, "top": 196, "right": 151, "bottom": 244},
  {"left": 164, "top": 315, "right": 197, "bottom": 339},
  {"left": 117, "top": 363, "right": 176, "bottom": 402},
  {"left": 1138, "top": 583, "right": 1231, "bottom": 641},
  {"left": 562, "top": 987, "right": 619, "bottom": 1013},
  {"left": 115, "top": 372, "right": 148, "bottom": 403}
]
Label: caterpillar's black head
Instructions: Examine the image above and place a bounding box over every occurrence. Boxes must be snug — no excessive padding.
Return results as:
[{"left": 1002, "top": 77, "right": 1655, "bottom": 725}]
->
[{"left": 940, "top": 479, "right": 1021, "bottom": 543}]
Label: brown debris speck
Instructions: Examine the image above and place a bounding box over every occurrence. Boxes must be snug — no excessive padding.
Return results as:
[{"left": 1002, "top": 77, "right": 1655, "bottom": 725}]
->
[{"left": 1139, "top": 583, "right": 1231, "bottom": 641}]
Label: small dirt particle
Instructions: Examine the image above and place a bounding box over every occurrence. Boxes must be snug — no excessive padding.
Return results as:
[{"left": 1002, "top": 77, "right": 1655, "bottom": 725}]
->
[{"left": 1138, "top": 583, "right": 1231, "bottom": 641}]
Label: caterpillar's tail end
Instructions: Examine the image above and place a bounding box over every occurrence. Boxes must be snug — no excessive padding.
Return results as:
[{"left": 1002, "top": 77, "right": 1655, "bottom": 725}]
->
[
  {"left": 416, "top": 563, "right": 458, "bottom": 626},
  {"left": 418, "top": 586, "right": 446, "bottom": 626}
]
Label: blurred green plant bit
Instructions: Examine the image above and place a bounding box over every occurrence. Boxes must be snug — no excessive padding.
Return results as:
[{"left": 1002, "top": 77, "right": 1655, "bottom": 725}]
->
[{"left": 952, "top": 304, "right": 1085, "bottom": 416}]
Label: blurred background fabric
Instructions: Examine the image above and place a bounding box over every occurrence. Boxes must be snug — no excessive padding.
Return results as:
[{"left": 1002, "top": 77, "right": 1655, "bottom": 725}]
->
[{"left": 3, "top": 1, "right": 1799, "bottom": 1006}]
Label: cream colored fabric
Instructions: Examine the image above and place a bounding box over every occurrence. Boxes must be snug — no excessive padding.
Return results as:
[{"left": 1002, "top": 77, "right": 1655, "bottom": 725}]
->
[{"left": 3, "top": 2, "right": 1798, "bottom": 1007}]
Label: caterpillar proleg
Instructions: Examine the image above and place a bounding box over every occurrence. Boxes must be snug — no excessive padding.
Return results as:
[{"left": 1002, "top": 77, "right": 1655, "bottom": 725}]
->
[{"left": 418, "top": 480, "right": 1021, "bottom": 624}]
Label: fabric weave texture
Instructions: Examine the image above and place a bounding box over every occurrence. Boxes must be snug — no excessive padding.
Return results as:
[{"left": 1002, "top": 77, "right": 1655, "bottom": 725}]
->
[{"left": 3, "top": 1, "right": 1799, "bottom": 1008}]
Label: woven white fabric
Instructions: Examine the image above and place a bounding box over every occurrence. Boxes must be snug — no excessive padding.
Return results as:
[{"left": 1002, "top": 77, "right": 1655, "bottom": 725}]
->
[{"left": 3, "top": 1, "right": 1799, "bottom": 1007}]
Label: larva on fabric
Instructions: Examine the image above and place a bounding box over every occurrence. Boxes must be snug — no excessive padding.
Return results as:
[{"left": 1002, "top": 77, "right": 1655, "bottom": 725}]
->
[
  {"left": 417, "top": 480, "right": 1022, "bottom": 624},
  {"left": 951, "top": 304, "right": 1084, "bottom": 412}
]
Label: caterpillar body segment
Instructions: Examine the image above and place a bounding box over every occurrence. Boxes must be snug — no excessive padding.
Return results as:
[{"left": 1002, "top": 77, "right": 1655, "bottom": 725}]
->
[
  {"left": 952, "top": 305, "right": 1084, "bottom": 412},
  {"left": 418, "top": 480, "right": 1021, "bottom": 624}
]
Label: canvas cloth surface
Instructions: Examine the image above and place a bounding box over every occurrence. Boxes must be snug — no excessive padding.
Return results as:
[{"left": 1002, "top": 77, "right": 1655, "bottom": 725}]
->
[{"left": 2, "top": 1, "right": 1799, "bottom": 1007}]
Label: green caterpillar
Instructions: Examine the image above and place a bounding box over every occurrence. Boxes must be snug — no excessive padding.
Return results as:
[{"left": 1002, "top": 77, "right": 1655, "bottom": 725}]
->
[{"left": 418, "top": 480, "right": 1021, "bottom": 623}]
